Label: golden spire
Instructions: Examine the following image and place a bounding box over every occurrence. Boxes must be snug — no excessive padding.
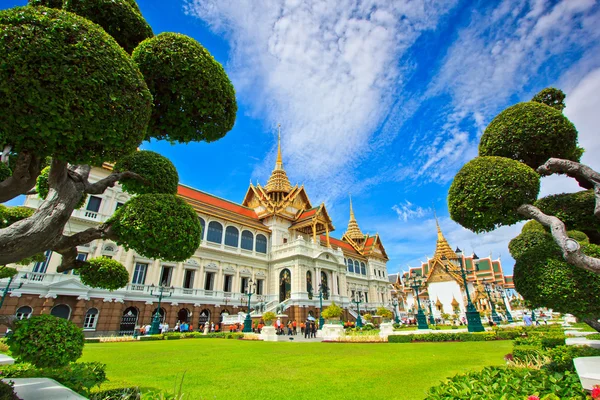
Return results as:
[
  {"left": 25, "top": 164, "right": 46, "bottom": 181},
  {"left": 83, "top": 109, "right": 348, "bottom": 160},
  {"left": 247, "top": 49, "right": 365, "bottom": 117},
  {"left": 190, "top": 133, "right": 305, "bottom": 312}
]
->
[
  {"left": 265, "top": 124, "right": 292, "bottom": 194},
  {"left": 433, "top": 214, "right": 458, "bottom": 260},
  {"left": 451, "top": 296, "right": 459, "bottom": 308},
  {"left": 345, "top": 194, "right": 364, "bottom": 241}
]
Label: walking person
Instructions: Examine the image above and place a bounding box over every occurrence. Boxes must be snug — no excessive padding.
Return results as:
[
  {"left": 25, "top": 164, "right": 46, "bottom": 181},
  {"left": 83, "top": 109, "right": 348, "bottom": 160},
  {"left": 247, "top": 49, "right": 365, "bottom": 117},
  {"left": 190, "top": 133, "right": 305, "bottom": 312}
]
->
[
  {"left": 292, "top": 320, "right": 297, "bottom": 335},
  {"left": 304, "top": 319, "right": 310, "bottom": 338}
]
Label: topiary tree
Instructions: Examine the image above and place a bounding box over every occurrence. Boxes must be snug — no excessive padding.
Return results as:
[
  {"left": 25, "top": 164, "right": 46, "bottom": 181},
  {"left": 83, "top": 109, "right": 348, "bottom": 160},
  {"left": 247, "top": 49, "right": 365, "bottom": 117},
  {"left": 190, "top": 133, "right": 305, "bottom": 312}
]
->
[
  {"left": 0, "top": 2, "right": 237, "bottom": 286},
  {"left": 7, "top": 315, "right": 85, "bottom": 368},
  {"left": 321, "top": 302, "right": 343, "bottom": 320},
  {"left": 376, "top": 306, "right": 393, "bottom": 321},
  {"left": 448, "top": 87, "right": 600, "bottom": 276}
]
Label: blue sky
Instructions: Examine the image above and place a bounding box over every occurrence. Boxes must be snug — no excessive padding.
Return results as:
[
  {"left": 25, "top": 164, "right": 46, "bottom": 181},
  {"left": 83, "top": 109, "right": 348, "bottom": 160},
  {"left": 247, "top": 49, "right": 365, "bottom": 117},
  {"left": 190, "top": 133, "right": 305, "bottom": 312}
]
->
[{"left": 5, "top": 0, "right": 600, "bottom": 276}]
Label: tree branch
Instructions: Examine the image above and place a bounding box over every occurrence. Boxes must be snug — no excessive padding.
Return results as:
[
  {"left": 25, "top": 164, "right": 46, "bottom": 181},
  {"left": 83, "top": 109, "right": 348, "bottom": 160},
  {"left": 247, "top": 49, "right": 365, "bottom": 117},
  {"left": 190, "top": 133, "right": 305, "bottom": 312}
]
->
[
  {"left": 583, "top": 317, "right": 600, "bottom": 333},
  {"left": 53, "top": 223, "right": 116, "bottom": 272},
  {"left": 517, "top": 204, "right": 600, "bottom": 274},
  {"left": 84, "top": 170, "right": 146, "bottom": 194},
  {"left": 0, "top": 151, "right": 42, "bottom": 203}
]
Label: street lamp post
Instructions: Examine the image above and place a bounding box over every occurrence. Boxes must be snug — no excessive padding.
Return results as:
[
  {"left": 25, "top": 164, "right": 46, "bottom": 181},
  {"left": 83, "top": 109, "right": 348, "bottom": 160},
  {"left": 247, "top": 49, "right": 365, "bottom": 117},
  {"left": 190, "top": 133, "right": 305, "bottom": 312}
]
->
[
  {"left": 403, "top": 272, "right": 428, "bottom": 330},
  {"left": 0, "top": 273, "right": 24, "bottom": 309},
  {"left": 482, "top": 280, "right": 502, "bottom": 324},
  {"left": 149, "top": 284, "right": 173, "bottom": 335},
  {"left": 351, "top": 292, "right": 364, "bottom": 328},
  {"left": 497, "top": 286, "right": 514, "bottom": 323},
  {"left": 243, "top": 280, "right": 256, "bottom": 333},
  {"left": 448, "top": 249, "right": 485, "bottom": 332},
  {"left": 426, "top": 299, "right": 435, "bottom": 325},
  {"left": 318, "top": 283, "right": 328, "bottom": 330}
]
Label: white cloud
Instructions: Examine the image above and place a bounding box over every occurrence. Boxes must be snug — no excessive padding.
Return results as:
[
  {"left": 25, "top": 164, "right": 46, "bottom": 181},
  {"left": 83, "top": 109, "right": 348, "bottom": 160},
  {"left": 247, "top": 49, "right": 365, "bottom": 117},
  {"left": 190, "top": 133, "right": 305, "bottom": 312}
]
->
[
  {"left": 392, "top": 200, "right": 429, "bottom": 222},
  {"left": 184, "top": 0, "right": 458, "bottom": 203}
]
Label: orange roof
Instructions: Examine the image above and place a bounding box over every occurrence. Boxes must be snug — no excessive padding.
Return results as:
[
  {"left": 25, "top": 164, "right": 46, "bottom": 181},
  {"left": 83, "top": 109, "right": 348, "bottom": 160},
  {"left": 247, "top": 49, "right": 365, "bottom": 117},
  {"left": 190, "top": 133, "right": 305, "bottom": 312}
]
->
[
  {"left": 320, "top": 235, "right": 360, "bottom": 255},
  {"left": 364, "top": 237, "right": 375, "bottom": 246},
  {"left": 177, "top": 185, "right": 258, "bottom": 219},
  {"left": 296, "top": 208, "right": 318, "bottom": 222}
]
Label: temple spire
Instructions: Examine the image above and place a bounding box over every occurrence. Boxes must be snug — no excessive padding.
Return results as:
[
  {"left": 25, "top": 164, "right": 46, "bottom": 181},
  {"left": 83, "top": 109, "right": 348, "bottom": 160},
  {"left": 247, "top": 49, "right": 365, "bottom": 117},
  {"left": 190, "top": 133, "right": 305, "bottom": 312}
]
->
[
  {"left": 345, "top": 194, "right": 364, "bottom": 241},
  {"left": 265, "top": 123, "right": 292, "bottom": 194},
  {"left": 433, "top": 212, "right": 457, "bottom": 260}
]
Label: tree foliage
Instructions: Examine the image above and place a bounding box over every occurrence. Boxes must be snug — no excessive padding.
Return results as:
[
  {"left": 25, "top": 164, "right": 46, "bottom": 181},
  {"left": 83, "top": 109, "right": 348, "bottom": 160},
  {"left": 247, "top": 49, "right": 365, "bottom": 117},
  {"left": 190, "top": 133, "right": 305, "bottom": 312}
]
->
[
  {"left": 79, "top": 258, "right": 130, "bottom": 290},
  {"left": 508, "top": 230, "right": 561, "bottom": 262},
  {"left": 110, "top": 194, "right": 202, "bottom": 261},
  {"left": 535, "top": 190, "right": 600, "bottom": 232},
  {"left": 0, "top": 206, "right": 34, "bottom": 229},
  {"left": 0, "top": 6, "right": 152, "bottom": 166},
  {"left": 132, "top": 33, "right": 237, "bottom": 144},
  {"left": 521, "top": 220, "right": 546, "bottom": 233},
  {"left": 479, "top": 102, "right": 580, "bottom": 169},
  {"left": 7, "top": 315, "right": 84, "bottom": 368},
  {"left": 114, "top": 150, "right": 178, "bottom": 195},
  {"left": 448, "top": 156, "right": 540, "bottom": 233},
  {"left": 0, "top": 163, "right": 10, "bottom": 182},
  {"left": 36, "top": 167, "right": 86, "bottom": 209},
  {"left": 531, "top": 87, "right": 566, "bottom": 111}
]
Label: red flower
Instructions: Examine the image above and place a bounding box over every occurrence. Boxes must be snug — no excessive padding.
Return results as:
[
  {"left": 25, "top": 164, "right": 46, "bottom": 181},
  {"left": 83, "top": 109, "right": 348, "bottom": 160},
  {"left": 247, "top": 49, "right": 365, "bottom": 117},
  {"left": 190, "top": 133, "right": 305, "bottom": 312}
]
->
[
  {"left": 527, "top": 396, "right": 540, "bottom": 400},
  {"left": 591, "top": 386, "right": 600, "bottom": 399}
]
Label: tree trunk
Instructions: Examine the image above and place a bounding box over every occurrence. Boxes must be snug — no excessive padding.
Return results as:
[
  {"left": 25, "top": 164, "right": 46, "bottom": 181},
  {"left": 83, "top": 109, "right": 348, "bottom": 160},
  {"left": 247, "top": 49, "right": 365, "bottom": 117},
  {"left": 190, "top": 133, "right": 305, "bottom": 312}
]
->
[{"left": 583, "top": 317, "right": 600, "bottom": 333}]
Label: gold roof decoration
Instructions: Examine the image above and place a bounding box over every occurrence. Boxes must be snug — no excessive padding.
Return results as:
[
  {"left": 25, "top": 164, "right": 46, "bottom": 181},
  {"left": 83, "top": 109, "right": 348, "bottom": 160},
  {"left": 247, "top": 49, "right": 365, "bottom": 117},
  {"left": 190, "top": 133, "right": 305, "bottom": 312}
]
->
[
  {"left": 451, "top": 296, "right": 459, "bottom": 307},
  {"left": 435, "top": 298, "right": 442, "bottom": 307},
  {"left": 433, "top": 216, "right": 458, "bottom": 261},
  {"left": 265, "top": 124, "right": 292, "bottom": 194},
  {"left": 345, "top": 195, "right": 364, "bottom": 241}
]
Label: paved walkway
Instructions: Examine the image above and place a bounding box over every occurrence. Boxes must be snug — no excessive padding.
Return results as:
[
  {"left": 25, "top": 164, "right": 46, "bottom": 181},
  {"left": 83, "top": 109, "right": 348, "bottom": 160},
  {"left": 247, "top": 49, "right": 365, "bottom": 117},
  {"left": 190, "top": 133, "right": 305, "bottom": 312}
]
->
[{"left": 277, "top": 333, "right": 323, "bottom": 342}]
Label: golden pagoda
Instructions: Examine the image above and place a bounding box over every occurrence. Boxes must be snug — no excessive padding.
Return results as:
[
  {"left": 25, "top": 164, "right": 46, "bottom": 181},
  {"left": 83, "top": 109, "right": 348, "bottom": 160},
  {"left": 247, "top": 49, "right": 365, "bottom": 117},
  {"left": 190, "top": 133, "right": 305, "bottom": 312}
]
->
[
  {"left": 433, "top": 218, "right": 458, "bottom": 260},
  {"left": 264, "top": 124, "right": 292, "bottom": 198},
  {"left": 345, "top": 195, "right": 364, "bottom": 241}
]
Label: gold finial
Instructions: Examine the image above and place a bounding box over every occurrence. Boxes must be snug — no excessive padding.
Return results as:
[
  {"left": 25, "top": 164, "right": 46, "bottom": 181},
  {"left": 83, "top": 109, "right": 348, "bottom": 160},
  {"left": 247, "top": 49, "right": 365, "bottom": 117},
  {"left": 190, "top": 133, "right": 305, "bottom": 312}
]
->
[
  {"left": 275, "top": 123, "right": 283, "bottom": 170},
  {"left": 345, "top": 194, "right": 364, "bottom": 241},
  {"left": 265, "top": 123, "right": 292, "bottom": 194},
  {"left": 349, "top": 194, "right": 356, "bottom": 221},
  {"left": 433, "top": 211, "right": 457, "bottom": 260}
]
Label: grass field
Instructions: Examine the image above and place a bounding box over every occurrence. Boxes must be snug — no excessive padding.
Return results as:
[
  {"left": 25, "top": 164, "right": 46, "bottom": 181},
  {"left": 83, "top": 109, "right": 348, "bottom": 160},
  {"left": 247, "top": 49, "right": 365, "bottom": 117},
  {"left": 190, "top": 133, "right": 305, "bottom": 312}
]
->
[{"left": 82, "top": 339, "right": 512, "bottom": 400}]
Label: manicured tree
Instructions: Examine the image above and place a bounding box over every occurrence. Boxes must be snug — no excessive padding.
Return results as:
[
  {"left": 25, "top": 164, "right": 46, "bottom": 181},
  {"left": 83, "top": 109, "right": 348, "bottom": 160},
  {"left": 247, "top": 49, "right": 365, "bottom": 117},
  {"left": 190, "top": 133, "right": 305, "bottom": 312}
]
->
[
  {"left": 448, "top": 87, "right": 600, "bottom": 276},
  {"left": 0, "top": 3, "right": 237, "bottom": 287}
]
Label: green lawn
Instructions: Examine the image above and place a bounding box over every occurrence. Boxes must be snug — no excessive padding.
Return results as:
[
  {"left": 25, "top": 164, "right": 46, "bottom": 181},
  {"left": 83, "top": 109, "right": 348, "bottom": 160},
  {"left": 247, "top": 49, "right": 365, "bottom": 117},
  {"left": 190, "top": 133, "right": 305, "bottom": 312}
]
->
[{"left": 82, "top": 339, "right": 512, "bottom": 400}]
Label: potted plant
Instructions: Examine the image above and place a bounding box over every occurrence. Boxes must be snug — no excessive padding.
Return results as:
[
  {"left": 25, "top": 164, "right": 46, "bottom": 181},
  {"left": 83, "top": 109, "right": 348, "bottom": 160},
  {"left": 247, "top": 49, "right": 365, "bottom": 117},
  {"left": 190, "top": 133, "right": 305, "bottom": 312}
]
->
[
  {"left": 321, "top": 302, "right": 343, "bottom": 323},
  {"left": 262, "top": 311, "right": 276, "bottom": 326},
  {"left": 259, "top": 311, "right": 277, "bottom": 342},
  {"left": 375, "top": 307, "right": 393, "bottom": 322}
]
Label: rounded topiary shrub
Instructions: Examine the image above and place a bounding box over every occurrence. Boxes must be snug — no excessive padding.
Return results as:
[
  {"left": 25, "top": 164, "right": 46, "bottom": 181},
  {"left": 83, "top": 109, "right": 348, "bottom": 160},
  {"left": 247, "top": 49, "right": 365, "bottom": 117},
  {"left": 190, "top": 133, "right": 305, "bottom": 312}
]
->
[
  {"left": 109, "top": 194, "right": 201, "bottom": 261},
  {"left": 79, "top": 257, "right": 130, "bottom": 290},
  {"left": 0, "top": 267, "right": 18, "bottom": 280},
  {"left": 132, "top": 32, "right": 237, "bottom": 144},
  {"left": 567, "top": 230, "right": 589, "bottom": 244},
  {"left": 531, "top": 87, "right": 566, "bottom": 111},
  {"left": 479, "top": 102, "right": 579, "bottom": 169},
  {"left": 63, "top": 0, "right": 153, "bottom": 53},
  {"left": 521, "top": 220, "right": 546, "bottom": 233},
  {"left": 448, "top": 156, "right": 540, "bottom": 233},
  {"left": 321, "top": 302, "right": 343, "bottom": 319},
  {"left": 0, "top": 6, "right": 152, "bottom": 166},
  {"left": 7, "top": 314, "right": 84, "bottom": 368},
  {"left": 508, "top": 230, "right": 561, "bottom": 261},
  {"left": 114, "top": 150, "right": 179, "bottom": 195},
  {"left": 535, "top": 190, "right": 600, "bottom": 232},
  {"left": 262, "top": 311, "right": 276, "bottom": 325}
]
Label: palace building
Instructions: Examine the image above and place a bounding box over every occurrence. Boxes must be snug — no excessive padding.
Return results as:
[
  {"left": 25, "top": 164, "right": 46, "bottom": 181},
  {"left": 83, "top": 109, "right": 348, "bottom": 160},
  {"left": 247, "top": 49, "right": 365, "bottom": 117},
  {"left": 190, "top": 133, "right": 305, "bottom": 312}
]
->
[
  {"left": 4, "top": 135, "right": 391, "bottom": 336},
  {"left": 388, "top": 221, "right": 516, "bottom": 321}
]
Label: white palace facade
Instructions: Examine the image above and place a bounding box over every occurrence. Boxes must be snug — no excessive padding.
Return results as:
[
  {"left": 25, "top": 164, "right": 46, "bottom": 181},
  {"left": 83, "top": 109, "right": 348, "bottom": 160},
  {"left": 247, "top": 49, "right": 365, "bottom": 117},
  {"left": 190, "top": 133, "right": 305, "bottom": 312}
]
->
[{"left": 4, "top": 138, "right": 391, "bottom": 335}]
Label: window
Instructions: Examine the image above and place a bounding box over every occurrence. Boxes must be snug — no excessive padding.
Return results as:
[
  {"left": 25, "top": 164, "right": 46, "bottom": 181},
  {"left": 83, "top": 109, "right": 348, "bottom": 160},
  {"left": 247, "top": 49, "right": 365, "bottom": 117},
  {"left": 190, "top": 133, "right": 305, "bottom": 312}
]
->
[
  {"left": 354, "top": 260, "right": 359, "bottom": 274},
  {"left": 360, "top": 262, "right": 366, "bottom": 275},
  {"left": 132, "top": 262, "right": 147, "bottom": 285},
  {"left": 256, "top": 234, "right": 267, "bottom": 253},
  {"left": 86, "top": 196, "right": 102, "bottom": 212},
  {"left": 306, "top": 271, "right": 313, "bottom": 299},
  {"left": 364, "top": 292, "right": 368, "bottom": 303},
  {"left": 225, "top": 226, "right": 239, "bottom": 247},
  {"left": 347, "top": 258, "right": 354, "bottom": 273},
  {"left": 204, "top": 272, "right": 214, "bottom": 290},
  {"left": 84, "top": 308, "right": 99, "bottom": 329},
  {"left": 115, "top": 202, "right": 124, "bottom": 211},
  {"left": 256, "top": 279, "right": 264, "bottom": 295},
  {"left": 65, "top": 252, "right": 87, "bottom": 275},
  {"left": 51, "top": 304, "right": 71, "bottom": 320},
  {"left": 183, "top": 270, "right": 195, "bottom": 289},
  {"left": 336, "top": 276, "right": 340, "bottom": 295},
  {"left": 207, "top": 221, "right": 223, "bottom": 244},
  {"left": 33, "top": 251, "right": 52, "bottom": 273},
  {"left": 240, "top": 277, "right": 249, "bottom": 293},
  {"left": 160, "top": 266, "right": 173, "bottom": 286},
  {"left": 223, "top": 275, "right": 233, "bottom": 293},
  {"left": 199, "top": 218, "right": 206, "bottom": 241},
  {"left": 15, "top": 306, "right": 32, "bottom": 320},
  {"left": 320, "top": 271, "right": 329, "bottom": 300},
  {"left": 241, "top": 230, "right": 253, "bottom": 250}
]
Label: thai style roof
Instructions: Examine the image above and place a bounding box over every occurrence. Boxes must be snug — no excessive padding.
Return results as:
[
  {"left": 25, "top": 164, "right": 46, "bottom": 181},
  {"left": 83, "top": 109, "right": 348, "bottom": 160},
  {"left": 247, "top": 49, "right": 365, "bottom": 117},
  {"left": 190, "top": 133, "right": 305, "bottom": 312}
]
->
[
  {"left": 265, "top": 127, "right": 292, "bottom": 194},
  {"left": 434, "top": 219, "right": 458, "bottom": 260},
  {"left": 345, "top": 196, "right": 364, "bottom": 241}
]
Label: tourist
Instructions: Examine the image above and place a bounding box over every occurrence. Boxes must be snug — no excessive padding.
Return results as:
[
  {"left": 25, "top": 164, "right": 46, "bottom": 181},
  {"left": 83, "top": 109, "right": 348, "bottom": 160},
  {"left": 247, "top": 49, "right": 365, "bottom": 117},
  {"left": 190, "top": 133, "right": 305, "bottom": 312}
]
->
[
  {"left": 300, "top": 321, "right": 305, "bottom": 335},
  {"left": 292, "top": 320, "right": 297, "bottom": 335},
  {"left": 287, "top": 321, "right": 293, "bottom": 335},
  {"left": 523, "top": 313, "right": 532, "bottom": 327},
  {"left": 310, "top": 321, "right": 316, "bottom": 338},
  {"left": 175, "top": 322, "right": 180, "bottom": 332},
  {"left": 276, "top": 317, "right": 282, "bottom": 334},
  {"left": 210, "top": 322, "right": 215, "bottom": 332},
  {"left": 305, "top": 319, "right": 310, "bottom": 338}
]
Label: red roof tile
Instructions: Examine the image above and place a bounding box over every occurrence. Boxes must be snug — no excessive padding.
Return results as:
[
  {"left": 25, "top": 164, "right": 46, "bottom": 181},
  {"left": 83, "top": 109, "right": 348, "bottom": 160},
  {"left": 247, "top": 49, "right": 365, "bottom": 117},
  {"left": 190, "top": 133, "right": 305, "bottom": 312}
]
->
[
  {"left": 296, "top": 208, "right": 318, "bottom": 221},
  {"left": 320, "top": 235, "right": 359, "bottom": 254},
  {"left": 178, "top": 185, "right": 258, "bottom": 219}
]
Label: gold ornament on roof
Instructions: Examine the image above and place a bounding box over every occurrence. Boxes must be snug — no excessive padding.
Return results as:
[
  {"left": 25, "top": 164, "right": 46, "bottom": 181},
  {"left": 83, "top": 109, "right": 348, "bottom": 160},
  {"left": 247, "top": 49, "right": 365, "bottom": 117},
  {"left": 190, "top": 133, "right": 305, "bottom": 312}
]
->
[
  {"left": 433, "top": 216, "right": 458, "bottom": 260},
  {"left": 345, "top": 195, "right": 364, "bottom": 241},
  {"left": 451, "top": 296, "right": 459, "bottom": 307},
  {"left": 265, "top": 124, "right": 292, "bottom": 194}
]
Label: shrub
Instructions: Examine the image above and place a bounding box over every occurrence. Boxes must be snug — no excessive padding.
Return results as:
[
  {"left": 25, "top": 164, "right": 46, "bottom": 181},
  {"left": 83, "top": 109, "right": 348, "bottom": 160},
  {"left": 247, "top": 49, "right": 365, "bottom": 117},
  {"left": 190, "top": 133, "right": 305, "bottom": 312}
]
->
[
  {"left": 262, "top": 311, "right": 276, "bottom": 325},
  {"left": 321, "top": 302, "right": 343, "bottom": 319},
  {"left": 426, "top": 366, "right": 586, "bottom": 399},
  {"left": 7, "top": 315, "right": 84, "bottom": 368},
  {"left": 587, "top": 333, "right": 600, "bottom": 340},
  {"left": 513, "top": 345, "right": 544, "bottom": 361},
  {"left": 535, "top": 190, "right": 600, "bottom": 233},
  {"left": 139, "top": 335, "right": 163, "bottom": 341},
  {"left": 448, "top": 156, "right": 540, "bottom": 233},
  {"left": 531, "top": 87, "right": 566, "bottom": 111},
  {"left": 89, "top": 387, "right": 141, "bottom": 400},
  {"left": 388, "top": 335, "right": 413, "bottom": 343},
  {"left": 540, "top": 334, "right": 566, "bottom": 349},
  {"left": 376, "top": 306, "right": 393, "bottom": 320},
  {"left": 544, "top": 345, "right": 600, "bottom": 373},
  {"left": 114, "top": 150, "right": 179, "bottom": 195},
  {"left": 0, "top": 381, "right": 18, "bottom": 400},
  {"left": 85, "top": 338, "right": 101, "bottom": 344},
  {"left": 79, "top": 257, "right": 130, "bottom": 290}
]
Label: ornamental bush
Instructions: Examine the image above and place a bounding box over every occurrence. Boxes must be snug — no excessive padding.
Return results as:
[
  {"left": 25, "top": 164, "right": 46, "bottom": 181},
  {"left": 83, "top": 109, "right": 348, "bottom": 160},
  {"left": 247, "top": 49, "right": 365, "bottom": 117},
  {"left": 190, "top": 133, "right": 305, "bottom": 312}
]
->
[
  {"left": 0, "top": 381, "right": 18, "bottom": 400},
  {"left": 522, "top": 220, "right": 546, "bottom": 233},
  {"left": 479, "top": 101, "right": 580, "bottom": 169},
  {"left": 262, "top": 311, "right": 276, "bottom": 325},
  {"left": 0, "top": 267, "right": 18, "bottom": 279},
  {"left": 63, "top": 0, "right": 153, "bottom": 53},
  {"left": 0, "top": 6, "right": 152, "bottom": 166},
  {"left": 535, "top": 190, "right": 600, "bottom": 233},
  {"left": 448, "top": 156, "right": 540, "bottom": 233},
  {"left": 0, "top": 206, "right": 34, "bottom": 229},
  {"left": 110, "top": 194, "right": 201, "bottom": 261},
  {"left": 531, "top": 87, "right": 566, "bottom": 111},
  {"left": 132, "top": 32, "right": 237, "bottom": 144},
  {"left": 114, "top": 150, "right": 179, "bottom": 195},
  {"left": 321, "top": 302, "right": 343, "bottom": 319},
  {"left": 79, "top": 258, "right": 130, "bottom": 290},
  {"left": 7, "top": 315, "right": 84, "bottom": 368},
  {"left": 508, "top": 230, "right": 561, "bottom": 261},
  {"left": 376, "top": 306, "right": 393, "bottom": 320},
  {"left": 544, "top": 345, "right": 600, "bottom": 373}
]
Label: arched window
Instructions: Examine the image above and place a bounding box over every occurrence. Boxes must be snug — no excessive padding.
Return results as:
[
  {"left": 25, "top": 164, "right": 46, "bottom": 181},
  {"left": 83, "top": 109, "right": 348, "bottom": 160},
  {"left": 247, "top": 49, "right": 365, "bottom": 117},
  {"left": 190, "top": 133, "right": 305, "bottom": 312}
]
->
[
  {"left": 199, "top": 217, "right": 206, "bottom": 241},
  {"left": 321, "top": 271, "right": 329, "bottom": 300},
  {"left": 306, "top": 271, "right": 313, "bottom": 300},
  {"left": 207, "top": 221, "right": 223, "bottom": 244},
  {"left": 241, "top": 230, "right": 253, "bottom": 251},
  {"left": 354, "top": 260, "right": 360, "bottom": 274},
  {"left": 152, "top": 307, "right": 166, "bottom": 324},
  {"left": 119, "top": 307, "right": 139, "bottom": 336},
  {"left": 360, "top": 262, "right": 366, "bottom": 275},
  {"left": 347, "top": 258, "right": 354, "bottom": 273},
  {"left": 15, "top": 306, "right": 32, "bottom": 320},
  {"left": 224, "top": 226, "right": 239, "bottom": 247},
  {"left": 84, "top": 308, "right": 99, "bottom": 329},
  {"left": 256, "top": 234, "right": 267, "bottom": 254},
  {"left": 279, "top": 269, "right": 291, "bottom": 302},
  {"left": 50, "top": 304, "right": 71, "bottom": 320}
]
